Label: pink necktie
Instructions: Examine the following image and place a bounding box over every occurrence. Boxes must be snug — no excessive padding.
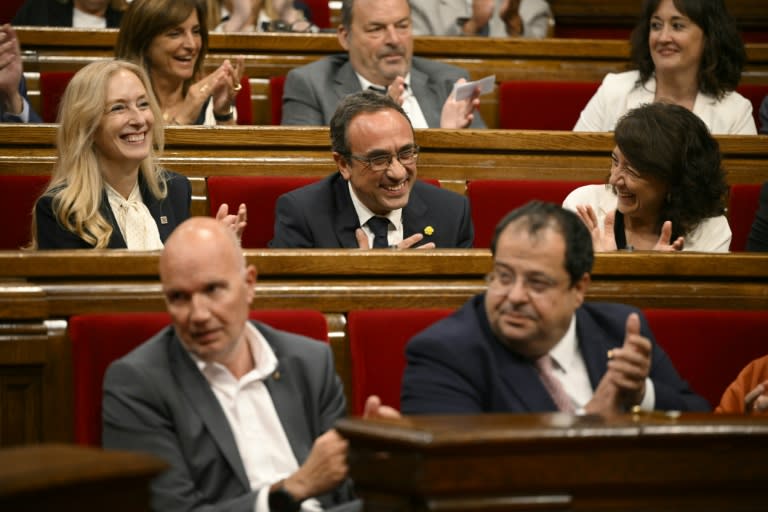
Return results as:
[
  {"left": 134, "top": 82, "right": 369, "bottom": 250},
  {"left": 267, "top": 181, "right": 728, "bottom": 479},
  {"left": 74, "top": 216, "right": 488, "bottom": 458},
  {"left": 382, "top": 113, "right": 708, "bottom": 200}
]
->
[{"left": 535, "top": 355, "right": 574, "bottom": 413}]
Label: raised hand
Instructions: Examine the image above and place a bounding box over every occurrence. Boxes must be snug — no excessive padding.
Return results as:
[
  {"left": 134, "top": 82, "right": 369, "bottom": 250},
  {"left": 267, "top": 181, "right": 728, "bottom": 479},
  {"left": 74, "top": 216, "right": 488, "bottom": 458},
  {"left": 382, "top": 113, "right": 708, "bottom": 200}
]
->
[
  {"left": 387, "top": 76, "right": 407, "bottom": 106},
  {"left": 355, "top": 228, "right": 436, "bottom": 249},
  {"left": 440, "top": 78, "right": 480, "bottom": 129},
  {"left": 653, "top": 220, "right": 685, "bottom": 251},
  {"left": 363, "top": 395, "right": 401, "bottom": 419},
  {"left": 607, "top": 313, "right": 652, "bottom": 408},
  {"left": 0, "top": 25, "right": 24, "bottom": 115},
  {"left": 215, "top": 202, "right": 248, "bottom": 242},
  {"left": 575, "top": 205, "right": 618, "bottom": 252},
  {"left": 744, "top": 382, "right": 768, "bottom": 414}
]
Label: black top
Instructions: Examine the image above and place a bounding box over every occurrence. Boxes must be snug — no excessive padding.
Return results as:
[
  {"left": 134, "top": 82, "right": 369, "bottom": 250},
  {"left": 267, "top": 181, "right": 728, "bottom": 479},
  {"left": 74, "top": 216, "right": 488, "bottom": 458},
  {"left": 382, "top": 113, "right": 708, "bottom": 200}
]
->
[{"left": 13, "top": 0, "right": 123, "bottom": 27}]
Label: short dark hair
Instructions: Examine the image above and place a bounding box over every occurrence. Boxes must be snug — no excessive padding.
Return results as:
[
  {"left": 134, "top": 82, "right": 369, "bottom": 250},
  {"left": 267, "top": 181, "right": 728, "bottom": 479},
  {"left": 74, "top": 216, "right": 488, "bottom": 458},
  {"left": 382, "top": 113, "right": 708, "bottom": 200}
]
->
[
  {"left": 329, "top": 90, "right": 413, "bottom": 156},
  {"left": 629, "top": 0, "right": 745, "bottom": 99},
  {"left": 614, "top": 102, "right": 727, "bottom": 241},
  {"left": 490, "top": 201, "right": 594, "bottom": 286}
]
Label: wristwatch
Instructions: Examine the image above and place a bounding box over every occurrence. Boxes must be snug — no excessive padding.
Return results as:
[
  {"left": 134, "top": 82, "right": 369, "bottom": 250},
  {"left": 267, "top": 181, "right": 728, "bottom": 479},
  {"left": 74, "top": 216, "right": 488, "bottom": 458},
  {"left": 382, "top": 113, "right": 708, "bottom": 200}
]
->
[{"left": 268, "top": 481, "right": 301, "bottom": 512}]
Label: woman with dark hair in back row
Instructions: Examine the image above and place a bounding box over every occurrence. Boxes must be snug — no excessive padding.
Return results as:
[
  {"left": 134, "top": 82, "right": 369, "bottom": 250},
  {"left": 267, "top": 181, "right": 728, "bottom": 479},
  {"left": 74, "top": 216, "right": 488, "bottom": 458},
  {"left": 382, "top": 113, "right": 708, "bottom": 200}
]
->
[
  {"left": 564, "top": 102, "right": 730, "bottom": 252},
  {"left": 574, "top": 0, "right": 756, "bottom": 134}
]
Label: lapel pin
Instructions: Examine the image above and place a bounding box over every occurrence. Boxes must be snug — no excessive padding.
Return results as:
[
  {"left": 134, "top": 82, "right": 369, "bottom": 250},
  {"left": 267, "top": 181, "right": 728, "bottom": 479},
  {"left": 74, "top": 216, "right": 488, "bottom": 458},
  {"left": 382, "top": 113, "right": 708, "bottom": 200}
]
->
[
  {"left": 273, "top": 370, "right": 281, "bottom": 380},
  {"left": 424, "top": 226, "right": 434, "bottom": 236},
  {"left": 160, "top": 216, "right": 168, "bottom": 225}
]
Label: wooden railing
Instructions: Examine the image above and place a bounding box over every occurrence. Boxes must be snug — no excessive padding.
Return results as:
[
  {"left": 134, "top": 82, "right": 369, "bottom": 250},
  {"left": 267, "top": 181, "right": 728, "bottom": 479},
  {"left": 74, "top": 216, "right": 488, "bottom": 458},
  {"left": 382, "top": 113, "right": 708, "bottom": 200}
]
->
[{"left": 1, "top": 249, "right": 767, "bottom": 445}]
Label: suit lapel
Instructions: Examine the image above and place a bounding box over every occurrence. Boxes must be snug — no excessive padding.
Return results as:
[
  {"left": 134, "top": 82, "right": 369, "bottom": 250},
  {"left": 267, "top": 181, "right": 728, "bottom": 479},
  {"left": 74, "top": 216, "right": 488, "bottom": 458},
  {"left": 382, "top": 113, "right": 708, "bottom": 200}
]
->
[
  {"left": 402, "top": 183, "right": 429, "bottom": 239},
  {"left": 334, "top": 61, "right": 365, "bottom": 101},
  {"left": 168, "top": 334, "right": 251, "bottom": 490},
  {"left": 575, "top": 308, "right": 612, "bottom": 391},
  {"left": 331, "top": 174, "right": 362, "bottom": 248},
  {"left": 99, "top": 189, "right": 127, "bottom": 249},
  {"left": 409, "top": 64, "right": 441, "bottom": 128},
  {"left": 140, "top": 175, "right": 174, "bottom": 242}
]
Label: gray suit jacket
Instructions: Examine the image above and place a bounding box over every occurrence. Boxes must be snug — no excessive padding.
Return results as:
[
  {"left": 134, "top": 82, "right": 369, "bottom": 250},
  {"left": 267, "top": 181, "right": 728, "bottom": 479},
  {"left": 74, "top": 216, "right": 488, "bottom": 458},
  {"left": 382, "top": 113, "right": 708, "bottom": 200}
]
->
[
  {"left": 269, "top": 172, "right": 474, "bottom": 248},
  {"left": 102, "top": 321, "right": 354, "bottom": 512},
  {"left": 410, "top": 0, "right": 551, "bottom": 38},
  {"left": 281, "top": 54, "right": 486, "bottom": 128}
]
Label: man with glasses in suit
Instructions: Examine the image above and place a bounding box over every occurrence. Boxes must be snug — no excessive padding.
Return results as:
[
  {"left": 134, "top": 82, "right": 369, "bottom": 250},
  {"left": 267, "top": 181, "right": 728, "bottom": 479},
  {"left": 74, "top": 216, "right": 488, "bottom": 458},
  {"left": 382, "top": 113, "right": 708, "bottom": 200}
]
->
[{"left": 270, "top": 90, "right": 474, "bottom": 249}]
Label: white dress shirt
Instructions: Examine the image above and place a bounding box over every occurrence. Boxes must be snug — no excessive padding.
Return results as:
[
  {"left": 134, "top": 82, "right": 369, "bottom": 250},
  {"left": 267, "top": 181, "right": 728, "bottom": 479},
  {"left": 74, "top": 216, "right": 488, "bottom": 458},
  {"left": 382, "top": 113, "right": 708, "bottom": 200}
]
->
[
  {"left": 355, "top": 72, "right": 430, "bottom": 128},
  {"left": 549, "top": 314, "right": 655, "bottom": 413},
  {"left": 348, "top": 182, "right": 404, "bottom": 248}
]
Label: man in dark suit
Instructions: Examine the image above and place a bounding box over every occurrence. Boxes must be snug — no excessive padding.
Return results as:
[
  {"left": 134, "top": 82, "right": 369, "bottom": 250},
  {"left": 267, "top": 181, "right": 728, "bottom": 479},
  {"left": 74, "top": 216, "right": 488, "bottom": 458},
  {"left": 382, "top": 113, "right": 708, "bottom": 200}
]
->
[
  {"left": 270, "top": 90, "right": 474, "bottom": 249},
  {"left": 281, "top": 0, "right": 484, "bottom": 129},
  {"left": 401, "top": 201, "right": 710, "bottom": 415},
  {"left": 103, "top": 217, "right": 395, "bottom": 511}
]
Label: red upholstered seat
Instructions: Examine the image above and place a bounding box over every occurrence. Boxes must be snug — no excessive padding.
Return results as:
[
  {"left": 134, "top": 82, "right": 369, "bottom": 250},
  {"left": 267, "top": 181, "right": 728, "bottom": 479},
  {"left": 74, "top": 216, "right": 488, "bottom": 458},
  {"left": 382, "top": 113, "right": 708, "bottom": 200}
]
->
[
  {"left": 69, "top": 309, "right": 327, "bottom": 446},
  {"left": 40, "top": 71, "right": 75, "bottom": 123},
  {"left": 498, "top": 80, "right": 599, "bottom": 130},
  {"left": 347, "top": 309, "right": 452, "bottom": 415},
  {"left": 269, "top": 75, "right": 286, "bottom": 125},
  {"left": 234, "top": 75, "right": 253, "bottom": 125},
  {"left": 735, "top": 83, "right": 768, "bottom": 132},
  {"left": 644, "top": 308, "right": 768, "bottom": 408},
  {"left": 467, "top": 179, "right": 599, "bottom": 248},
  {"left": 302, "top": 0, "right": 331, "bottom": 28},
  {"left": 728, "top": 183, "right": 762, "bottom": 252},
  {"left": 0, "top": 0, "right": 25, "bottom": 23},
  {"left": 207, "top": 175, "right": 320, "bottom": 248},
  {"left": 0, "top": 175, "right": 50, "bottom": 249}
]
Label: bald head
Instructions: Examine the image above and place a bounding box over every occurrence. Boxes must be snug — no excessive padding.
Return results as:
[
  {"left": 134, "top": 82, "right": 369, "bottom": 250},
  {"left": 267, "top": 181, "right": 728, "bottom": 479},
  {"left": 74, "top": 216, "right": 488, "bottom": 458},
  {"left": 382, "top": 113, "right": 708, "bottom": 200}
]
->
[
  {"left": 160, "top": 217, "right": 243, "bottom": 281},
  {"left": 159, "top": 217, "right": 257, "bottom": 371}
]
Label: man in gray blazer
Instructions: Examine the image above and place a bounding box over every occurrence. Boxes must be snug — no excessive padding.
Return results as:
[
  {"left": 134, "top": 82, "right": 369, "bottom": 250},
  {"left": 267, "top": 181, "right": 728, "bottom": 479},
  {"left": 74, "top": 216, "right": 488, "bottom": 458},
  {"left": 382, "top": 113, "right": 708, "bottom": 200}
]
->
[
  {"left": 281, "top": 0, "right": 485, "bottom": 129},
  {"left": 103, "top": 217, "right": 395, "bottom": 512},
  {"left": 271, "top": 91, "right": 474, "bottom": 249}
]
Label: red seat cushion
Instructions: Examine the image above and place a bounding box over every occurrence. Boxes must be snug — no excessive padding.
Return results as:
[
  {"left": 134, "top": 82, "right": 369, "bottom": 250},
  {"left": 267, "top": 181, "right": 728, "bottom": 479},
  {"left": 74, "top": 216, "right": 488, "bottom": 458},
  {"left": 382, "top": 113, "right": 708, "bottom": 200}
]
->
[
  {"left": 302, "top": 0, "right": 331, "bottom": 28},
  {"left": 0, "top": 175, "right": 51, "bottom": 249},
  {"left": 70, "top": 309, "right": 327, "bottom": 446},
  {"left": 207, "top": 175, "right": 320, "bottom": 248},
  {"left": 498, "top": 81, "right": 599, "bottom": 130},
  {"left": 467, "top": 179, "right": 599, "bottom": 248},
  {"left": 40, "top": 71, "right": 75, "bottom": 123},
  {"left": 269, "top": 75, "right": 286, "bottom": 125},
  {"left": 728, "top": 183, "right": 762, "bottom": 252},
  {"left": 234, "top": 75, "right": 253, "bottom": 125},
  {"left": 644, "top": 308, "right": 768, "bottom": 408},
  {"left": 347, "top": 309, "right": 452, "bottom": 415}
]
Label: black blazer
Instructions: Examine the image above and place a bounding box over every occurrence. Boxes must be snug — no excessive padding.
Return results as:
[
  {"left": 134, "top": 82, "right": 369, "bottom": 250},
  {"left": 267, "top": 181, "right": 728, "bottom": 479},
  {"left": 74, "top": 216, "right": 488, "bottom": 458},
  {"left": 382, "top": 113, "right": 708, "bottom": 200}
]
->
[
  {"left": 13, "top": 0, "right": 123, "bottom": 27},
  {"left": 34, "top": 171, "right": 191, "bottom": 249},
  {"left": 269, "top": 172, "right": 474, "bottom": 248}
]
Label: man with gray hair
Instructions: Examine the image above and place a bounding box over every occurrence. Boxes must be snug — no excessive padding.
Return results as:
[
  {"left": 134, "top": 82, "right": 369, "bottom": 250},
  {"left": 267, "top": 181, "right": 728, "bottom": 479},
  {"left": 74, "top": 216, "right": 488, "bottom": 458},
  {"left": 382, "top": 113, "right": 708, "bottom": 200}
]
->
[{"left": 281, "top": 0, "right": 485, "bottom": 129}]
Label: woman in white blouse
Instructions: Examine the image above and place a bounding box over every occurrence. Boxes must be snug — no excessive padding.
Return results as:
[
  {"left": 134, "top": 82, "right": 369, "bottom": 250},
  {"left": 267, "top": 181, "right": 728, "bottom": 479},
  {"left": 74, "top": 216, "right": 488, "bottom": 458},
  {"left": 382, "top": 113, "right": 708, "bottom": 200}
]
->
[
  {"left": 574, "top": 0, "right": 756, "bottom": 135},
  {"left": 31, "top": 60, "right": 244, "bottom": 250},
  {"left": 564, "top": 102, "right": 731, "bottom": 253}
]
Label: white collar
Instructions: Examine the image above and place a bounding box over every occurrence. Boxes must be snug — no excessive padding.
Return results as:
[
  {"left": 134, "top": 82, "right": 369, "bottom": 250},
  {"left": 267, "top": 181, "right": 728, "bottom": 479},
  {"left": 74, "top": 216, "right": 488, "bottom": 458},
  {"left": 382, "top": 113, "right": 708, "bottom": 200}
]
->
[{"left": 347, "top": 180, "right": 403, "bottom": 230}]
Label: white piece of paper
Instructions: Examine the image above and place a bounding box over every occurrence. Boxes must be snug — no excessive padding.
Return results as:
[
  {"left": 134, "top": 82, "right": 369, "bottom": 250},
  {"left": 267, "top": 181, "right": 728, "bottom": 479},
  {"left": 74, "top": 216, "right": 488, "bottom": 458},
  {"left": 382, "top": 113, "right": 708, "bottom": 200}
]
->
[{"left": 451, "top": 75, "right": 496, "bottom": 101}]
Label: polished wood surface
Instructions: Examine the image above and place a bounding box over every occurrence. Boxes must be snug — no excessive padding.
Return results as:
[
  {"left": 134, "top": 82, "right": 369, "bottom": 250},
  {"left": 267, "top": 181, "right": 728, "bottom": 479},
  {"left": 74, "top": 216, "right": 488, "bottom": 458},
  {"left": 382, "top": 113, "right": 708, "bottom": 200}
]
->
[
  {"left": 0, "top": 444, "right": 165, "bottom": 511},
  {"left": 2, "top": 125, "right": 767, "bottom": 216},
  {"left": 337, "top": 412, "right": 768, "bottom": 511}
]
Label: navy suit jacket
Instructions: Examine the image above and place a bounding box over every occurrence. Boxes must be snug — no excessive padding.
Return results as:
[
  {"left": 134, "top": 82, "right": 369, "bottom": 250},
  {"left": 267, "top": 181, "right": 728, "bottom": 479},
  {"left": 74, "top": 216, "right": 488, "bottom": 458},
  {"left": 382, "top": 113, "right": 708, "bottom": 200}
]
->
[
  {"left": 746, "top": 181, "right": 768, "bottom": 251},
  {"left": 281, "top": 54, "right": 486, "bottom": 128},
  {"left": 401, "top": 295, "right": 710, "bottom": 414},
  {"left": 34, "top": 171, "right": 190, "bottom": 249},
  {"left": 13, "top": 0, "right": 123, "bottom": 27},
  {"left": 1, "top": 77, "right": 42, "bottom": 123},
  {"left": 269, "top": 172, "right": 474, "bottom": 248},
  {"left": 102, "top": 321, "right": 356, "bottom": 512}
]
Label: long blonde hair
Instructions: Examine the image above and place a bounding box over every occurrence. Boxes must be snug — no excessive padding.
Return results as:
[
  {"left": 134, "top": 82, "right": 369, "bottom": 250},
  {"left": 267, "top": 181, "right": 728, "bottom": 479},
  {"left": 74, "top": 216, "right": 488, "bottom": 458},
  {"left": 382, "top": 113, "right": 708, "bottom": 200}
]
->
[{"left": 31, "top": 60, "right": 166, "bottom": 248}]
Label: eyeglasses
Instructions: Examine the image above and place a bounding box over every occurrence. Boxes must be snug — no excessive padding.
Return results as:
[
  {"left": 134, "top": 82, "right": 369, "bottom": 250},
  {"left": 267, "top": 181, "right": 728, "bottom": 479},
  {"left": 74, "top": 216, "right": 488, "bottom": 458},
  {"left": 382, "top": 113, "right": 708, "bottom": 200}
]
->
[
  {"left": 486, "top": 268, "right": 562, "bottom": 297},
  {"left": 348, "top": 145, "right": 419, "bottom": 173}
]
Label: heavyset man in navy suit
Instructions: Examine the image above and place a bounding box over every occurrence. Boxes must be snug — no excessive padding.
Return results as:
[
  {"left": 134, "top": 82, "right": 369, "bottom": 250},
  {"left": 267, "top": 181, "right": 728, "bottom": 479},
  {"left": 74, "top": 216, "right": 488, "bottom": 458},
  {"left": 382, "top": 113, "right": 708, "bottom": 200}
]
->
[
  {"left": 103, "top": 217, "right": 395, "bottom": 512},
  {"left": 270, "top": 90, "right": 474, "bottom": 249},
  {"left": 281, "top": 0, "right": 484, "bottom": 129},
  {"left": 401, "top": 201, "right": 710, "bottom": 415}
]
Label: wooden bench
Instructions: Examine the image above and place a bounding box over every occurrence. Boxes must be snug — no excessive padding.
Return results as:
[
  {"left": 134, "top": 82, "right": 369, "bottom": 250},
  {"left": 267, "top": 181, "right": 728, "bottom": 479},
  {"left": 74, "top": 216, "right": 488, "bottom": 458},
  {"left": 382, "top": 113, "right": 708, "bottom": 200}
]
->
[
  {"left": 0, "top": 250, "right": 766, "bottom": 445},
  {"left": 15, "top": 28, "right": 768, "bottom": 127}
]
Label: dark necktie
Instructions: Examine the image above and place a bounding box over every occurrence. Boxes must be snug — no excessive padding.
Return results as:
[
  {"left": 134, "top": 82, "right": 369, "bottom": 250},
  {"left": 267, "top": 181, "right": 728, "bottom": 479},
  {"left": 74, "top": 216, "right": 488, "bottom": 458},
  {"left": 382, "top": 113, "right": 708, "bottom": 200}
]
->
[
  {"left": 367, "top": 216, "right": 390, "bottom": 248},
  {"left": 368, "top": 85, "right": 388, "bottom": 95}
]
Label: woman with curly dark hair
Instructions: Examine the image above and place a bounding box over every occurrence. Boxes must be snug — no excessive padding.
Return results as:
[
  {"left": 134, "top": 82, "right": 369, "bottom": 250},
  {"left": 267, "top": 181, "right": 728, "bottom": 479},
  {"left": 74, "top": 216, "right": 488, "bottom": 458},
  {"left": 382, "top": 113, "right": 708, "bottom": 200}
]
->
[
  {"left": 574, "top": 0, "right": 755, "bottom": 135},
  {"left": 564, "top": 102, "right": 730, "bottom": 252}
]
